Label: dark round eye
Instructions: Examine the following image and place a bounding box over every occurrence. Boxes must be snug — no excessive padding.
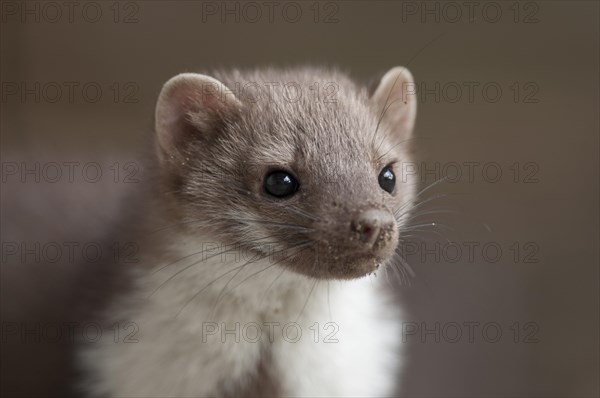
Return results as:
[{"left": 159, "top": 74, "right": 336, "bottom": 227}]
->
[
  {"left": 264, "top": 170, "right": 299, "bottom": 198},
  {"left": 378, "top": 165, "right": 396, "bottom": 194}
]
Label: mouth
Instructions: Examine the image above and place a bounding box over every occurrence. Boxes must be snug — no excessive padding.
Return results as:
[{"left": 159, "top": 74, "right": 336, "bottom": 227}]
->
[
  {"left": 282, "top": 246, "right": 391, "bottom": 280},
  {"left": 324, "top": 254, "right": 383, "bottom": 279},
  {"left": 240, "top": 228, "right": 400, "bottom": 280}
]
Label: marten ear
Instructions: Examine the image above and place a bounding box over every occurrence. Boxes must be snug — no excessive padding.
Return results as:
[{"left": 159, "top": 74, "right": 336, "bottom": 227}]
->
[
  {"left": 155, "top": 73, "right": 242, "bottom": 162},
  {"left": 369, "top": 66, "right": 417, "bottom": 136}
]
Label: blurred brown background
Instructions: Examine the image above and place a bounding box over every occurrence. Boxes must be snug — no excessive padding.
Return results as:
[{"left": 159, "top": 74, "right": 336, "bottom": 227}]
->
[{"left": 1, "top": 1, "right": 598, "bottom": 397}]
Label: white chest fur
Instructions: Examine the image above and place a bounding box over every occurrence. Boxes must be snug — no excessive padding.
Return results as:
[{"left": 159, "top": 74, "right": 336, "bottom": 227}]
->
[{"left": 79, "top": 238, "right": 404, "bottom": 397}]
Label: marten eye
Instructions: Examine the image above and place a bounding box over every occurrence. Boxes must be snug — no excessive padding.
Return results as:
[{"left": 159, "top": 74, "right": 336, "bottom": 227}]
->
[
  {"left": 378, "top": 165, "right": 396, "bottom": 194},
  {"left": 264, "top": 170, "right": 299, "bottom": 198}
]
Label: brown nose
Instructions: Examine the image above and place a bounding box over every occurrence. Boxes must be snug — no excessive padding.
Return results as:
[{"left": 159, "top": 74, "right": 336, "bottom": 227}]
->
[{"left": 351, "top": 209, "right": 395, "bottom": 246}]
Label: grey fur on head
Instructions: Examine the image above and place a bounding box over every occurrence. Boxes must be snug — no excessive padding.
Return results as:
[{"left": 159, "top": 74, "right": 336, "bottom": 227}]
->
[{"left": 154, "top": 66, "right": 417, "bottom": 279}]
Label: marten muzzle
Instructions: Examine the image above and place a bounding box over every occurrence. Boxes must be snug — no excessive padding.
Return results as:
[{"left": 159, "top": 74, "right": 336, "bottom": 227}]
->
[{"left": 287, "top": 207, "right": 399, "bottom": 279}]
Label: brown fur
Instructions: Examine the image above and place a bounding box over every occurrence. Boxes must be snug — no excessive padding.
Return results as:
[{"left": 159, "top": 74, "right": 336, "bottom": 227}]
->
[{"left": 156, "top": 66, "right": 416, "bottom": 280}]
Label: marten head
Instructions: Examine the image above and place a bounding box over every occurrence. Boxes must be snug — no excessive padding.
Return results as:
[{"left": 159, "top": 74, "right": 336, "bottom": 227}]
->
[{"left": 154, "top": 67, "right": 417, "bottom": 280}]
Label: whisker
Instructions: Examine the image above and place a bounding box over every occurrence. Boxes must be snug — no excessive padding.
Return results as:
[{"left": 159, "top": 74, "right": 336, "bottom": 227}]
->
[
  {"left": 383, "top": 263, "right": 393, "bottom": 287},
  {"left": 327, "top": 281, "right": 332, "bottom": 322},
  {"left": 258, "top": 267, "right": 286, "bottom": 306},
  {"left": 393, "top": 250, "right": 416, "bottom": 279},
  {"left": 223, "top": 243, "right": 313, "bottom": 295},
  {"left": 232, "top": 185, "right": 320, "bottom": 223},
  {"left": 389, "top": 259, "right": 406, "bottom": 286},
  {"left": 371, "top": 31, "right": 445, "bottom": 148},
  {"left": 395, "top": 194, "right": 448, "bottom": 219},
  {"left": 236, "top": 219, "right": 316, "bottom": 232},
  {"left": 373, "top": 97, "right": 410, "bottom": 154},
  {"left": 414, "top": 177, "right": 449, "bottom": 200},
  {"left": 394, "top": 256, "right": 412, "bottom": 287},
  {"left": 371, "top": 69, "right": 407, "bottom": 147},
  {"left": 406, "top": 209, "right": 459, "bottom": 219},
  {"left": 278, "top": 203, "right": 320, "bottom": 222},
  {"left": 295, "top": 279, "right": 318, "bottom": 322},
  {"left": 173, "top": 264, "right": 246, "bottom": 319},
  {"left": 148, "top": 218, "right": 211, "bottom": 234},
  {"left": 398, "top": 234, "right": 429, "bottom": 243},
  {"left": 375, "top": 137, "right": 418, "bottom": 163},
  {"left": 150, "top": 231, "right": 287, "bottom": 278},
  {"left": 400, "top": 222, "right": 441, "bottom": 230},
  {"left": 400, "top": 228, "right": 451, "bottom": 242},
  {"left": 208, "top": 257, "right": 256, "bottom": 320},
  {"left": 211, "top": 242, "right": 313, "bottom": 318},
  {"left": 150, "top": 181, "right": 320, "bottom": 235},
  {"left": 388, "top": 252, "right": 406, "bottom": 284}
]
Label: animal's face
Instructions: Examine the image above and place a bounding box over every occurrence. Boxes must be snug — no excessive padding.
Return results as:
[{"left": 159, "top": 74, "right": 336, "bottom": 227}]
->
[{"left": 155, "top": 67, "right": 417, "bottom": 280}]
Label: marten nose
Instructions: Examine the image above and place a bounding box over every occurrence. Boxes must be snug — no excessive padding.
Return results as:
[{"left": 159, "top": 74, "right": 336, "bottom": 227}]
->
[{"left": 351, "top": 209, "right": 395, "bottom": 246}]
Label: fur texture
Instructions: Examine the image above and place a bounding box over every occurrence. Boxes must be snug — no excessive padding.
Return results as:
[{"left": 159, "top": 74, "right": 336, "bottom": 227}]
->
[{"left": 79, "top": 66, "right": 417, "bottom": 397}]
